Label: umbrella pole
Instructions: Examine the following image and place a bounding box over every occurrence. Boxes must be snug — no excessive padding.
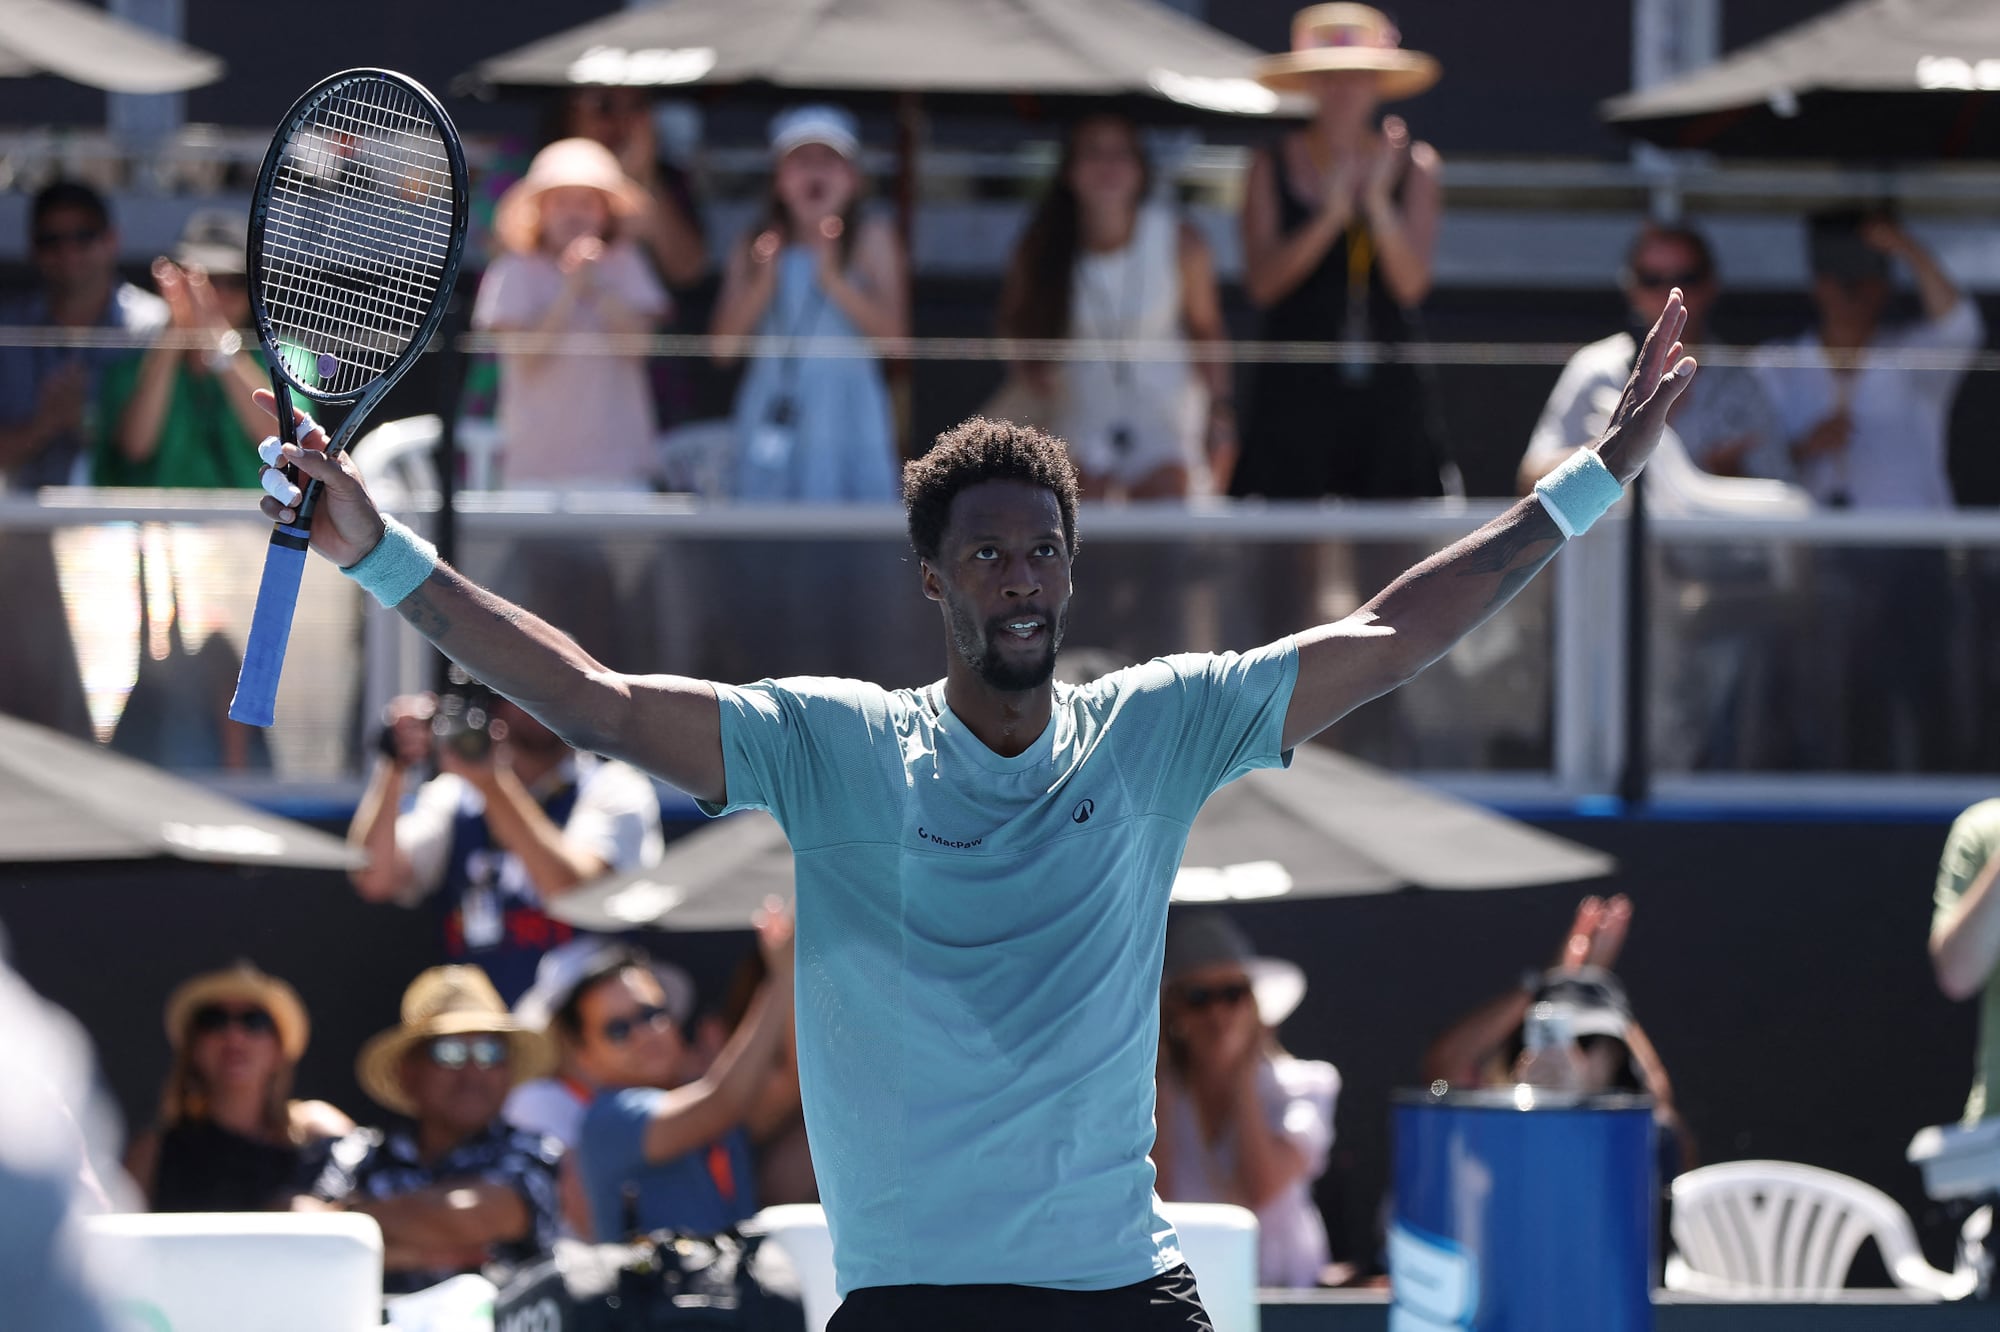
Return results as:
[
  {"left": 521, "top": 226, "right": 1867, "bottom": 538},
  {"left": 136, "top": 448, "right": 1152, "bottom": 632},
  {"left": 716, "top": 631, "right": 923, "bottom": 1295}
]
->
[
  {"left": 1617, "top": 473, "right": 1650, "bottom": 807},
  {"left": 891, "top": 92, "right": 922, "bottom": 456}
]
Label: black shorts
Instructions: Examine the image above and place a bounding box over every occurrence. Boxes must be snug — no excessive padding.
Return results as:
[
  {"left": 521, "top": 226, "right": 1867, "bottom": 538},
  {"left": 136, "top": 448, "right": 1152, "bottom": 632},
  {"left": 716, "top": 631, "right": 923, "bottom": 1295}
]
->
[{"left": 828, "top": 1264, "right": 1213, "bottom": 1332}]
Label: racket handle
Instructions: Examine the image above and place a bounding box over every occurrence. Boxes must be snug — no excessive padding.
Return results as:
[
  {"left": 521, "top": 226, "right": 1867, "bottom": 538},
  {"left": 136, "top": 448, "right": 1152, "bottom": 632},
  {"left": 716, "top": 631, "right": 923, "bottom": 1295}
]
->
[{"left": 228, "top": 523, "right": 311, "bottom": 727}]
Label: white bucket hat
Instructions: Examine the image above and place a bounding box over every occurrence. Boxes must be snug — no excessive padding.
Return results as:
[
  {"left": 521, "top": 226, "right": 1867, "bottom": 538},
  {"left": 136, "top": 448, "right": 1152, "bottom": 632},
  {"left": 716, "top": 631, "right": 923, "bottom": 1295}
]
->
[{"left": 1163, "top": 911, "right": 1307, "bottom": 1028}]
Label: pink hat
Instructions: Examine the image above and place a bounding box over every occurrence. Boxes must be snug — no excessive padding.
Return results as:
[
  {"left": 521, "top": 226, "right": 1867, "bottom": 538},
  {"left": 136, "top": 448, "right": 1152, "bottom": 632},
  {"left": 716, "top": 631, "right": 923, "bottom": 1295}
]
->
[{"left": 492, "top": 137, "right": 646, "bottom": 254}]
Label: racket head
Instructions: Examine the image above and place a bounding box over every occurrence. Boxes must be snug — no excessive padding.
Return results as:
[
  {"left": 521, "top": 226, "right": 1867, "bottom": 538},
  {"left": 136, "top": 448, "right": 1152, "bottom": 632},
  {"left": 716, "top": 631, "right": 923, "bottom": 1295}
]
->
[{"left": 247, "top": 68, "right": 468, "bottom": 407}]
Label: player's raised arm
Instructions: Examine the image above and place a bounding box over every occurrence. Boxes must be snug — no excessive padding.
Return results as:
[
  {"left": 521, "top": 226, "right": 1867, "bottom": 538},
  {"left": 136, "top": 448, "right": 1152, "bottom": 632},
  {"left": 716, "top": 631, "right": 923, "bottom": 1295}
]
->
[
  {"left": 1279, "top": 292, "right": 1697, "bottom": 751},
  {"left": 255, "top": 392, "right": 727, "bottom": 805}
]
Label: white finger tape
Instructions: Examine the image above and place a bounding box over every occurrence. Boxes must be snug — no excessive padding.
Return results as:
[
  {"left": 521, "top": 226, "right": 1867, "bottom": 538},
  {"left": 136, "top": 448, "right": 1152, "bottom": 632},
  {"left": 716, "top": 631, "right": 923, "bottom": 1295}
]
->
[
  {"left": 257, "top": 436, "right": 283, "bottom": 467},
  {"left": 262, "top": 469, "right": 301, "bottom": 507},
  {"left": 294, "top": 416, "right": 319, "bottom": 443}
]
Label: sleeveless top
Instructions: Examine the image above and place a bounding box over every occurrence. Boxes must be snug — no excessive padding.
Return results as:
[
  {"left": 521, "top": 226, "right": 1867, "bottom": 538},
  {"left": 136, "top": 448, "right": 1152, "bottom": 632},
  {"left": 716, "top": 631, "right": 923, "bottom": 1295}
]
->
[
  {"left": 1055, "top": 204, "right": 1207, "bottom": 483},
  {"left": 1230, "top": 136, "right": 1445, "bottom": 500},
  {"left": 153, "top": 1118, "right": 305, "bottom": 1212}
]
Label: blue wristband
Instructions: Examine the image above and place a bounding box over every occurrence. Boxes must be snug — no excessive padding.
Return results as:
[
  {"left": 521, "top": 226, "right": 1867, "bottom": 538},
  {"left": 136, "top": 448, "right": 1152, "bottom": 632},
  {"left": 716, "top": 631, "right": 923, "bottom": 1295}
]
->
[
  {"left": 342, "top": 515, "right": 438, "bottom": 608},
  {"left": 1534, "top": 448, "right": 1625, "bottom": 539}
]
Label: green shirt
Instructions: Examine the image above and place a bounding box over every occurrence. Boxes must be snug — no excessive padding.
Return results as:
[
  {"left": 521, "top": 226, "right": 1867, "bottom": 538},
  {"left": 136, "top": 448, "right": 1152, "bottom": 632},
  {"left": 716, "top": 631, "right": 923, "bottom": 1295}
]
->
[
  {"left": 91, "top": 354, "right": 263, "bottom": 489},
  {"left": 1934, "top": 798, "right": 2000, "bottom": 1124}
]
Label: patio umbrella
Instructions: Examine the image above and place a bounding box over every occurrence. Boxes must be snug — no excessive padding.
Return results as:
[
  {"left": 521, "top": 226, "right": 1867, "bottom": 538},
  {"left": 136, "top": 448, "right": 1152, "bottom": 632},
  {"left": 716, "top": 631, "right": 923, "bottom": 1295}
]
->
[
  {"left": 548, "top": 745, "right": 1612, "bottom": 933},
  {"left": 0, "top": 713, "right": 361, "bottom": 871},
  {"left": 1601, "top": 0, "right": 2000, "bottom": 160},
  {"left": 0, "top": 0, "right": 223, "bottom": 94},
  {"left": 458, "top": 0, "right": 1296, "bottom": 120}
]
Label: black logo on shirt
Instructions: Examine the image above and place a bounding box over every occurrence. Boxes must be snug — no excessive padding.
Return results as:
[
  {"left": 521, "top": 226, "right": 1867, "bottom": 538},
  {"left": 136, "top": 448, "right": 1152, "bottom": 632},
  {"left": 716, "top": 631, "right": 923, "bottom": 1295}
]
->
[
  {"left": 1072, "top": 798, "right": 1094, "bottom": 824},
  {"left": 917, "top": 826, "right": 983, "bottom": 850}
]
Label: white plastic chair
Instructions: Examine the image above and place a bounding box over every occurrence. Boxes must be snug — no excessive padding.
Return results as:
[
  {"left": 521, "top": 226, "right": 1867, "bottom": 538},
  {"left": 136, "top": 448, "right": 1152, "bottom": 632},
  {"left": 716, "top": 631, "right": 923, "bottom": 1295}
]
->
[
  {"left": 346, "top": 413, "right": 503, "bottom": 498},
  {"left": 1666, "top": 1160, "right": 1976, "bottom": 1301}
]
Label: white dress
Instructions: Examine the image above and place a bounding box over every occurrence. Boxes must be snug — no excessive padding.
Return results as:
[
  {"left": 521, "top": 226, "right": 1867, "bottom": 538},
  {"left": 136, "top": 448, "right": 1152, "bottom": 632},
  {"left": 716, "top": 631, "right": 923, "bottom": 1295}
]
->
[{"left": 1055, "top": 204, "right": 1208, "bottom": 487}]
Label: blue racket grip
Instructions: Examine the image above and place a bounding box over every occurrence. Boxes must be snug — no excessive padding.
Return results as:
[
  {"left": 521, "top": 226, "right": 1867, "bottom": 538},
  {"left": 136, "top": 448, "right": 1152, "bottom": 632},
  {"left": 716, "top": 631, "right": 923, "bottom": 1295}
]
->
[{"left": 228, "top": 523, "right": 311, "bottom": 727}]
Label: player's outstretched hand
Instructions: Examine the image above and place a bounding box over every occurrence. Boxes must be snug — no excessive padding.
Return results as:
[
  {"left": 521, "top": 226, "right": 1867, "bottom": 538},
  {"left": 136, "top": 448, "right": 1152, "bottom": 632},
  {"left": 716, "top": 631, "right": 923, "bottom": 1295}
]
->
[
  {"left": 253, "top": 388, "right": 386, "bottom": 568},
  {"left": 1592, "top": 288, "right": 1699, "bottom": 486}
]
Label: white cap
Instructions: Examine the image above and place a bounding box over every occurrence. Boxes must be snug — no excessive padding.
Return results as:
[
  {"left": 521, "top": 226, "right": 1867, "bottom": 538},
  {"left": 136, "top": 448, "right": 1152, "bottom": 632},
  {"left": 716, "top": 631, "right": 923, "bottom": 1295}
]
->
[
  {"left": 769, "top": 104, "right": 860, "bottom": 161},
  {"left": 512, "top": 938, "right": 695, "bottom": 1035}
]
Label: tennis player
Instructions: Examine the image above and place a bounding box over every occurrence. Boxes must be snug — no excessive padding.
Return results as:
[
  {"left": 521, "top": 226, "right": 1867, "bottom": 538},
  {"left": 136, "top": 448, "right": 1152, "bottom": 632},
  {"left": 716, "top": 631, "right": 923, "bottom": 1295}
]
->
[{"left": 260, "top": 296, "right": 1694, "bottom": 1329}]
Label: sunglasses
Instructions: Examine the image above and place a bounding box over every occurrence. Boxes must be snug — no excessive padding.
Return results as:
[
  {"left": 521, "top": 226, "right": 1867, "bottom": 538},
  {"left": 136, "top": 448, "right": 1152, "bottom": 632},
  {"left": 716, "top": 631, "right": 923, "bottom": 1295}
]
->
[
  {"left": 35, "top": 227, "right": 103, "bottom": 251},
  {"left": 1177, "top": 982, "right": 1253, "bottom": 1011},
  {"left": 190, "top": 1004, "right": 276, "bottom": 1037},
  {"left": 426, "top": 1035, "right": 509, "bottom": 1070},
  {"left": 600, "top": 1004, "right": 675, "bottom": 1046},
  {"left": 1631, "top": 267, "right": 1707, "bottom": 290}
]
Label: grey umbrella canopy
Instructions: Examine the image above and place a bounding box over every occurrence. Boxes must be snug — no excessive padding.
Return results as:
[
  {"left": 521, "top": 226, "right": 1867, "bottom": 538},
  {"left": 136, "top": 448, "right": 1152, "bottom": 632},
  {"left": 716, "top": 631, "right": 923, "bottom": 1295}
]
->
[
  {"left": 459, "top": 0, "right": 1297, "bottom": 119},
  {"left": 549, "top": 745, "right": 1611, "bottom": 933},
  {"left": 0, "top": 0, "right": 223, "bottom": 93},
  {"left": 1601, "top": 0, "right": 2000, "bottom": 159},
  {"left": 0, "top": 713, "right": 361, "bottom": 870}
]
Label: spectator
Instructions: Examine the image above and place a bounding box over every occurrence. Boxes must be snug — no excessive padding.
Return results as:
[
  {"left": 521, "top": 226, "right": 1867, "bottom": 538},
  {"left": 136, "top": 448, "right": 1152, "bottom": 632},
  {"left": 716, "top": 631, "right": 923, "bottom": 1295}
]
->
[
  {"left": 92, "top": 213, "right": 271, "bottom": 489},
  {"left": 0, "top": 180, "right": 166, "bottom": 491},
  {"left": 475, "top": 138, "right": 670, "bottom": 491},
  {"left": 997, "top": 113, "right": 1232, "bottom": 499},
  {"left": 1423, "top": 895, "right": 1696, "bottom": 1174},
  {"left": 1754, "top": 209, "right": 1984, "bottom": 510},
  {"left": 1231, "top": 4, "right": 1447, "bottom": 500},
  {"left": 1152, "top": 912, "right": 1339, "bottom": 1289},
  {"left": 712, "top": 104, "right": 906, "bottom": 501},
  {"left": 557, "top": 86, "right": 708, "bottom": 292},
  {"left": 1931, "top": 799, "right": 2000, "bottom": 1125},
  {"left": 124, "top": 963, "right": 351, "bottom": 1212},
  {"left": 504, "top": 939, "right": 695, "bottom": 1153},
  {"left": 567, "top": 914, "right": 794, "bottom": 1241},
  {"left": 691, "top": 941, "right": 817, "bottom": 1207},
  {"left": 346, "top": 691, "right": 665, "bottom": 1004},
  {"left": 1519, "top": 223, "right": 1784, "bottom": 490},
  {"left": 298, "top": 966, "right": 561, "bottom": 1295}
]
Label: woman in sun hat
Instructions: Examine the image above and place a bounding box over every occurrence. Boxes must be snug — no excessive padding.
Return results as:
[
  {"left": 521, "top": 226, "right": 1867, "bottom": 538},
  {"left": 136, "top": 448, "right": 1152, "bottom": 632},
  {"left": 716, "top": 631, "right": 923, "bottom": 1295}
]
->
[
  {"left": 1231, "top": 3, "right": 1448, "bottom": 503},
  {"left": 711, "top": 103, "right": 906, "bottom": 502},
  {"left": 1152, "top": 911, "right": 1342, "bottom": 1287},
  {"left": 124, "top": 962, "right": 352, "bottom": 1211},
  {"left": 474, "top": 136, "right": 670, "bottom": 491}
]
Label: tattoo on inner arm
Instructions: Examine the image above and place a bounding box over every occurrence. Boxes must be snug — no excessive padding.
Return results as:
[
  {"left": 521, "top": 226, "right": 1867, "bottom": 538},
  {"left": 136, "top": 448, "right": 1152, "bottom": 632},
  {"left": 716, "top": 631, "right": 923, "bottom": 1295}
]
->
[
  {"left": 397, "top": 582, "right": 451, "bottom": 638},
  {"left": 1452, "top": 512, "right": 1563, "bottom": 612}
]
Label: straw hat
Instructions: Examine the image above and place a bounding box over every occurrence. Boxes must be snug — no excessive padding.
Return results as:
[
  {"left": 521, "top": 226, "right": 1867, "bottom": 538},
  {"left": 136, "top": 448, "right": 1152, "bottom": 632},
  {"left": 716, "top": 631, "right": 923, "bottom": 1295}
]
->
[
  {"left": 492, "top": 137, "right": 646, "bottom": 255},
  {"left": 164, "top": 962, "right": 310, "bottom": 1063},
  {"left": 1163, "top": 912, "right": 1307, "bottom": 1029},
  {"left": 1255, "top": 4, "right": 1442, "bottom": 102},
  {"left": 356, "top": 965, "right": 555, "bottom": 1116}
]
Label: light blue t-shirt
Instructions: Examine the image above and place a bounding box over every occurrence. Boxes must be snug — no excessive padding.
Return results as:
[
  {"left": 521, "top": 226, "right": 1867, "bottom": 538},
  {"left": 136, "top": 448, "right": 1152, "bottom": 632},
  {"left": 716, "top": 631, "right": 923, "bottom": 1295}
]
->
[
  {"left": 700, "top": 641, "right": 1299, "bottom": 1294},
  {"left": 577, "top": 1089, "right": 759, "bottom": 1241}
]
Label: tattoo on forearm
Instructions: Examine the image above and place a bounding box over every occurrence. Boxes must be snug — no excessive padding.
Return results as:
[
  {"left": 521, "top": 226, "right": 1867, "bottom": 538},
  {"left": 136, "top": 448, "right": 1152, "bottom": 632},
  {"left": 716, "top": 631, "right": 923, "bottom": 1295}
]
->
[
  {"left": 1452, "top": 516, "right": 1563, "bottom": 612},
  {"left": 397, "top": 581, "right": 451, "bottom": 639}
]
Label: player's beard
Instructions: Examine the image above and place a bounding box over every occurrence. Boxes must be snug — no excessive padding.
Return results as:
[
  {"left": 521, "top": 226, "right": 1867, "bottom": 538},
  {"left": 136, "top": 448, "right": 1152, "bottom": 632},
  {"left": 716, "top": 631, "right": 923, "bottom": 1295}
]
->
[{"left": 946, "top": 593, "right": 1066, "bottom": 693}]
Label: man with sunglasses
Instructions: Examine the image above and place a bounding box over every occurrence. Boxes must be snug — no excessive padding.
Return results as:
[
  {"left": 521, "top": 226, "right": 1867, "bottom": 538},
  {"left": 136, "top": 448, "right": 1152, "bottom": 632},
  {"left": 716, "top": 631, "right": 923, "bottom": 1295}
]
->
[
  {"left": 1519, "top": 222, "right": 1783, "bottom": 491},
  {"left": 297, "top": 966, "right": 563, "bottom": 1294},
  {"left": 560, "top": 919, "right": 795, "bottom": 1241},
  {"left": 0, "top": 180, "right": 165, "bottom": 491}
]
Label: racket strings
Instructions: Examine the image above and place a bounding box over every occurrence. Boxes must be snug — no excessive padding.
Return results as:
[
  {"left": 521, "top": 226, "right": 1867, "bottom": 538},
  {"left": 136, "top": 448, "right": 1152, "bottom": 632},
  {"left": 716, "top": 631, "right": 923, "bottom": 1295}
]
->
[{"left": 258, "top": 74, "right": 458, "bottom": 399}]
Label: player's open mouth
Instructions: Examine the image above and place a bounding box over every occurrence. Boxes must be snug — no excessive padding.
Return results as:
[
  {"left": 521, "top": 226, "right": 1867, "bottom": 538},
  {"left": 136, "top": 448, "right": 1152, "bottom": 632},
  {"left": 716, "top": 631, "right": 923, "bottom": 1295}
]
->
[{"left": 1002, "top": 619, "right": 1045, "bottom": 642}]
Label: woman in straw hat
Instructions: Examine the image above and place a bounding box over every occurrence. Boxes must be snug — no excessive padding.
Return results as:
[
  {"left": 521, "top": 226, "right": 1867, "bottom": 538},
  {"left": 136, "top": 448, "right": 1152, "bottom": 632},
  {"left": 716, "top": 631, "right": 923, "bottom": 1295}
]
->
[
  {"left": 1231, "top": 4, "right": 1448, "bottom": 502},
  {"left": 473, "top": 137, "right": 670, "bottom": 491},
  {"left": 124, "top": 962, "right": 352, "bottom": 1211},
  {"left": 1152, "top": 913, "right": 1340, "bottom": 1288}
]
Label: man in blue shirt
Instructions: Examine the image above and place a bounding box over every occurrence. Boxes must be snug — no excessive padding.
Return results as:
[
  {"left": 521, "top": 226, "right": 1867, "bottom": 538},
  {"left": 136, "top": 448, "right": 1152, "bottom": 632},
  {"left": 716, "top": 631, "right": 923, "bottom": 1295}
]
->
[{"left": 260, "top": 295, "right": 1695, "bottom": 1327}]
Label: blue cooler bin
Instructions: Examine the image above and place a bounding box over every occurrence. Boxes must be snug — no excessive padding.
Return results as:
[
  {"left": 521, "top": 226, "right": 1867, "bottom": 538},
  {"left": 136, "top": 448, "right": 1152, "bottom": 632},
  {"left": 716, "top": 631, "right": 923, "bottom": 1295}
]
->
[{"left": 1390, "top": 1088, "right": 1655, "bottom": 1332}]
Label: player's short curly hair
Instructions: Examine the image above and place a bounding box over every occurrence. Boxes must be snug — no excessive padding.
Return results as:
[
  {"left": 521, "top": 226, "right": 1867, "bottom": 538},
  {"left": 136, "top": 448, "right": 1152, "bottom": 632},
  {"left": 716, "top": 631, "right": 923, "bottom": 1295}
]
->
[{"left": 903, "top": 417, "right": 1080, "bottom": 564}]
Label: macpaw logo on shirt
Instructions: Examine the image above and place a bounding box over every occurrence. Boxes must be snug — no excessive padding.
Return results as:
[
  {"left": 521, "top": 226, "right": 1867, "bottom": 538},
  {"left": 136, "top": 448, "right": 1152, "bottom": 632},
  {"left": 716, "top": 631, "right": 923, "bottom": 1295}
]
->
[{"left": 916, "top": 826, "right": 983, "bottom": 849}]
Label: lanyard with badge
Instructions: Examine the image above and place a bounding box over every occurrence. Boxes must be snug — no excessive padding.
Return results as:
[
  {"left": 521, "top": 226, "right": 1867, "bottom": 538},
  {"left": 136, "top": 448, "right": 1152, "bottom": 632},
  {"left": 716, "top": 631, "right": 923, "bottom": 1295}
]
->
[
  {"left": 748, "top": 261, "right": 830, "bottom": 469},
  {"left": 1079, "top": 240, "right": 1145, "bottom": 457}
]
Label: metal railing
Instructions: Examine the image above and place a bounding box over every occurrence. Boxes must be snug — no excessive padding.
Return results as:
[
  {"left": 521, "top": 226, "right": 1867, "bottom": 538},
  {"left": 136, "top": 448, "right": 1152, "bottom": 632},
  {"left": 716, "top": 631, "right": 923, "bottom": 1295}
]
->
[{"left": 6, "top": 489, "right": 1998, "bottom": 815}]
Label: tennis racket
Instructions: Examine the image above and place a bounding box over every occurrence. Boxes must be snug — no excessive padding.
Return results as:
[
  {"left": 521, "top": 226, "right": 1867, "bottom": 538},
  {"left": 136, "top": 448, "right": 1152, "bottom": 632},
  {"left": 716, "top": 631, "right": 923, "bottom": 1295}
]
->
[{"left": 228, "top": 68, "right": 468, "bottom": 727}]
